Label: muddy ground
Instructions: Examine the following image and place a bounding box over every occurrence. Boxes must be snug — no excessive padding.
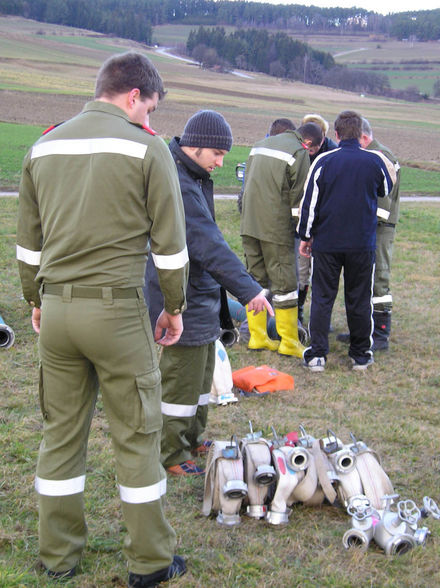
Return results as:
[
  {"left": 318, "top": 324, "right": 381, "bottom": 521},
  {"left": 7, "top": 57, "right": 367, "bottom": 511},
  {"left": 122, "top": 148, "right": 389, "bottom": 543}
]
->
[{"left": 2, "top": 88, "right": 440, "bottom": 168}]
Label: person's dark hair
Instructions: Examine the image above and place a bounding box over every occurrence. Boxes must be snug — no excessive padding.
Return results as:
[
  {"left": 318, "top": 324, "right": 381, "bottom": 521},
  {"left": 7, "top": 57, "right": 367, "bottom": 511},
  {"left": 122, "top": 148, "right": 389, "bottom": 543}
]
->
[
  {"left": 94, "top": 52, "right": 166, "bottom": 100},
  {"left": 334, "top": 110, "right": 362, "bottom": 140},
  {"left": 297, "top": 122, "right": 324, "bottom": 147},
  {"left": 269, "top": 118, "right": 296, "bottom": 136}
]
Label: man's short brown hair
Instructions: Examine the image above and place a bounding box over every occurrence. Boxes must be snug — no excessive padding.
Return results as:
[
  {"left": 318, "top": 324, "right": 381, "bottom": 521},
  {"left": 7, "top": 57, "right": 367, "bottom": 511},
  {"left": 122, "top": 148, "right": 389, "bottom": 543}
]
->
[
  {"left": 94, "top": 52, "right": 165, "bottom": 101},
  {"left": 334, "top": 110, "right": 362, "bottom": 141},
  {"left": 269, "top": 118, "right": 296, "bottom": 136},
  {"left": 297, "top": 122, "right": 324, "bottom": 147}
]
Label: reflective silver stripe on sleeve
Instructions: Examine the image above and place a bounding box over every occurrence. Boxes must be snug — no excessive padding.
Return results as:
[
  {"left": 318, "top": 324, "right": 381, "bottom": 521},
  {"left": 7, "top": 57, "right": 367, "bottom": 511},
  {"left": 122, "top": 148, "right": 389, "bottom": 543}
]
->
[
  {"left": 151, "top": 246, "right": 189, "bottom": 270},
  {"left": 373, "top": 294, "right": 393, "bottom": 305},
  {"left": 249, "top": 147, "right": 296, "bottom": 166},
  {"left": 377, "top": 207, "right": 390, "bottom": 220},
  {"left": 291, "top": 207, "right": 299, "bottom": 217},
  {"left": 161, "top": 401, "right": 198, "bottom": 418},
  {"left": 16, "top": 244, "right": 41, "bottom": 265},
  {"left": 35, "top": 474, "right": 85, "bottom": 496},
  {"left": 119, "top": 478, "right": 167, "bottom": 504},
  {"left": 31, "top": 138, "right": 148, "bottom": 160},
  {"left": 273, "top": 290, "right": 298, "bottom": 304},
  {"left": 198, "top": 393, "right": 210, "bottom": 406}
]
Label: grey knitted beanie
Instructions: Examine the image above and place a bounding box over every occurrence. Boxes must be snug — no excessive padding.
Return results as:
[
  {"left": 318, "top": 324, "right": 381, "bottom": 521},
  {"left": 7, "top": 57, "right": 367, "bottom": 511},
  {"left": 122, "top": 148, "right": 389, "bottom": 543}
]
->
[{"left": 180, "top": 110, "right": 233, "bottom": 151}]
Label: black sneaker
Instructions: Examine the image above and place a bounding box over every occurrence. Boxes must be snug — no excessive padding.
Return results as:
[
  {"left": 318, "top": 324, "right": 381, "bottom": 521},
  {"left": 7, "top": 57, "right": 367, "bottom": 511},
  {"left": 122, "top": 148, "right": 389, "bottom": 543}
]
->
[{"left": 129, "top": 555, "right": 187, "bottom": 587}]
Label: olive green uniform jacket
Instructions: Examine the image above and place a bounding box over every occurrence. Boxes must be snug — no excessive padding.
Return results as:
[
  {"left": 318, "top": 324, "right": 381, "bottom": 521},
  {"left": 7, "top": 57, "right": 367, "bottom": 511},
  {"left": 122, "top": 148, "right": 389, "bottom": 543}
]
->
[
  {"left": 240, "top": 130, "right": 310, "bottom": 245},
  {"left": 17, "top": 101, "right": 188, "bottom": 314}
]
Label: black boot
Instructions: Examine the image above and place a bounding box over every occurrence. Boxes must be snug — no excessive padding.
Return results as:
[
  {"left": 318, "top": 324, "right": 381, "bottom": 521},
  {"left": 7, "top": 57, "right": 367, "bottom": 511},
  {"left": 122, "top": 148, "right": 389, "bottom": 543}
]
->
[
  {"left": 129, "top": 556, "right": 187, "bottom": 587},
  {"left": 372, "top": 310, "right": 391, "bottom": 351},
  {"left": 297, "top": 285, "right": 308, "bottom": 326}
]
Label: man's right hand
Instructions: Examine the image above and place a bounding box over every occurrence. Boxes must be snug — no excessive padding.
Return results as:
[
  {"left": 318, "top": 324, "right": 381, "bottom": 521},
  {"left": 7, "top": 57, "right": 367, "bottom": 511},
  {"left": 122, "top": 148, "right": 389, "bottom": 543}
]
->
[
  {"left": 154, "top": 310, "right": 183, "bottom": 346},
  {"left": 299, "top": 239, "right": 313, "bottom": 258}
]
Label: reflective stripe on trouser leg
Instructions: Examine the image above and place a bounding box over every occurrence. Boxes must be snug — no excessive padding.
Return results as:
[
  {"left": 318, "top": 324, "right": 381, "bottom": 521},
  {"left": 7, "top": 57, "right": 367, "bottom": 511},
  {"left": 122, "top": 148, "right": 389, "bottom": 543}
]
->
[
  {"left": 37, "top": 295, "right": 99, "bottom": 572},
  {"left": 160, "top": 343, "right": 215, "bottom": 468},
  {"left": 39, "top": 293, "right": 176, "bottom": 576},
  {"left": 373, "top": 225, "right": 395, "bottom": 311}
]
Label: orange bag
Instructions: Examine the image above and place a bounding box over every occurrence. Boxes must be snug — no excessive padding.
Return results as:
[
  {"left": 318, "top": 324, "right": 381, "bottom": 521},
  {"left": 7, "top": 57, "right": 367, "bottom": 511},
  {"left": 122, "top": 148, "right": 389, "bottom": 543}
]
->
[{"left": 232, "top": 365, "right": 294, "bottom": 396}]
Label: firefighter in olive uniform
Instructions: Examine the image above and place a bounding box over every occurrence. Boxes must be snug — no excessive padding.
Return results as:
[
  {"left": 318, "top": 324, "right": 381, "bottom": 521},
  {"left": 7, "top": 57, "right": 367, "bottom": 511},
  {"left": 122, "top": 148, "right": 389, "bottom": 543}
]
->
[
  {"left": 337, "top": 117, "right": 400, "bottom": 351},
  {"left": 240, "top": 122, "right": 323, "bottom": 357},
  {"left": 17, "top": 52, "right": 188, "bottom": 587}
]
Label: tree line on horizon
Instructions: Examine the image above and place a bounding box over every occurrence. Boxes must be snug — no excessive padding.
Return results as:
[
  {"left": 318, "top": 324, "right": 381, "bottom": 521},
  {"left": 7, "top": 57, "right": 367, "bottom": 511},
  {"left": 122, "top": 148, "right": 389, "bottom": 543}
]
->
[
  {"left": 1, "top": 0, "right": 440, "bottom": 42},
  {"left": 187, "top": 26, "right": 392, "bottom": 97},
  {"left": 1, "top": 0, "right": 439, "bottom": 100}
]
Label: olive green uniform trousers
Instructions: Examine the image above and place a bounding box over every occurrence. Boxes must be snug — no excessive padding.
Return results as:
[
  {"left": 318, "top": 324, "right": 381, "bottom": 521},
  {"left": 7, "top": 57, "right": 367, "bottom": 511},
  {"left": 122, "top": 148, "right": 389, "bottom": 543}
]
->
[
  {"left": 36, "top": 287, "right": 175, "bottom": 575},
  {"left": 373, "top": 223, "right": 395, "bottom": 311},
  {"left": 241, "top": 235, "right": 298, "bottom": 308},
  {"left": 160, "top": 342, "right": 215, "bottom": 468}
]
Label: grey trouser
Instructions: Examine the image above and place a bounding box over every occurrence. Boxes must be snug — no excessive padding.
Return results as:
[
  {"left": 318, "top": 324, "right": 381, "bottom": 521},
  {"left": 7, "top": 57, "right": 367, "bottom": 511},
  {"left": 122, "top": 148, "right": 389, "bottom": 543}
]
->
[
  {"left": 242, "top": 235, "right": 298, "bottom": 308},
  {"left": 374, "top": 224, "right": 395, "bottom": 311},
  {"left": 37, "top": 286, "right": 175, "bottom": 575},
  {"left": 160, "top": 342, "right": 215, "bottom": 468}
]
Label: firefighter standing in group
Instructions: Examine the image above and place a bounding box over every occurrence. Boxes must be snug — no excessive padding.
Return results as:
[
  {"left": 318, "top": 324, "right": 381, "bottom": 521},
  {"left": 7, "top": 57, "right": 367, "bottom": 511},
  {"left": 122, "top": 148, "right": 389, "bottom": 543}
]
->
[
  {"left": 16, "top": 52, "right": 188, "bottom": 587},
  {"left": 240, "top": 121, "right": 323, "bottom": 357}
]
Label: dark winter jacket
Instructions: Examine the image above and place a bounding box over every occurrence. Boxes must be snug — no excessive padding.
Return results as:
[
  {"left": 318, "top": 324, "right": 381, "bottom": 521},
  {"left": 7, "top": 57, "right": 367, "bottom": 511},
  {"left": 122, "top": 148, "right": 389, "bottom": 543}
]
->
[
  {"left": 310, "top": 136, "right": 338, "bottom": 163},
  {"left": 144, "top": 137, "right": 262, "bottom": 346},
  {"left": 297, "top": 139, "right": 394, "bottom": 253}
]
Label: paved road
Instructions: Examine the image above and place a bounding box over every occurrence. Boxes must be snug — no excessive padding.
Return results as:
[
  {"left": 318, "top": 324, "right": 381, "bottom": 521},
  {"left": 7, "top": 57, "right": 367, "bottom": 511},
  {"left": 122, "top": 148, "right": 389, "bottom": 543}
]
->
[{"left": 2, "top": 191, "right": 440, "bottom": 202}]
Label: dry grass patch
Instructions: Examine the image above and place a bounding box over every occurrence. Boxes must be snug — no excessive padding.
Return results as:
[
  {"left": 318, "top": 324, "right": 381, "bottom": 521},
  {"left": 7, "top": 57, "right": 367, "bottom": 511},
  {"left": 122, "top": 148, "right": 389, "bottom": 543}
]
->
[{"left": 2, "top": 198, "right": 440, "bottom": 586}]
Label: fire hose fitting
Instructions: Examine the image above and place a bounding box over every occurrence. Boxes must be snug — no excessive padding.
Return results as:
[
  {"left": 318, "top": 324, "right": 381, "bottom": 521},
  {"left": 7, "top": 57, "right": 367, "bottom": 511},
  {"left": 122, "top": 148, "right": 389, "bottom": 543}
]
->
[{"left": 0, "top": 313, "right": 15, "bottom": 349}]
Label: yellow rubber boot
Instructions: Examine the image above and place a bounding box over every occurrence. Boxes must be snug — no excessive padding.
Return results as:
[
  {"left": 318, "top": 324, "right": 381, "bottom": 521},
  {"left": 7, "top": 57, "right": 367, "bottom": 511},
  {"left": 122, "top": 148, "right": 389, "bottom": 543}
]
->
[
  {"left": 246, "top": 307, "right": 279, "bottom": 351},
  {"left": 275, "top": 307, "right": 306, "bottom": 358}
]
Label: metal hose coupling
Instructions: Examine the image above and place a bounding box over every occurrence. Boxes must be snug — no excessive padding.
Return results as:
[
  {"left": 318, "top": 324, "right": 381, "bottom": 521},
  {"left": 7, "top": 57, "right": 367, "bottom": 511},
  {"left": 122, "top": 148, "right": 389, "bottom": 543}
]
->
[
  {"left": 332, "top": 447, "right": 357, "bottom": 475},
  {"left": 286, "top": 446, "right": 310, "bottom": 472},
  {"left": 373, "top": 494, "right": 424, "bottom": 555},
  {"left": 421, "top": 496, "right": 440, "bottom": 520},
  {"left": 219, "top": 327, "right": 240, "bottom": 348},
  {"left": 0, "top": 313, "right": 15, "bottom": 349},
  {"left": 343, "top": 495, "right": 378, "bottom": 552}
]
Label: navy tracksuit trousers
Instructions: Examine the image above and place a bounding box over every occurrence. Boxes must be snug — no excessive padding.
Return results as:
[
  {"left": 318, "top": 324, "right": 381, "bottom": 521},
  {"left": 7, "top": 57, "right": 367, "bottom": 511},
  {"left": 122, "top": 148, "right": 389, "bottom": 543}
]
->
[{"left": 305, "top": 250, "right": 375, "bottom": 365}]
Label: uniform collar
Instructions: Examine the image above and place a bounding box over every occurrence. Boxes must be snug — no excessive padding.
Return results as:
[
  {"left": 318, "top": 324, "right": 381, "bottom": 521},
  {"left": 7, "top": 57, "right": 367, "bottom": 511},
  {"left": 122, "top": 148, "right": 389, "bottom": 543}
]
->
[{"left": 82, "top": 101, "right": 143, "bottom": 129}]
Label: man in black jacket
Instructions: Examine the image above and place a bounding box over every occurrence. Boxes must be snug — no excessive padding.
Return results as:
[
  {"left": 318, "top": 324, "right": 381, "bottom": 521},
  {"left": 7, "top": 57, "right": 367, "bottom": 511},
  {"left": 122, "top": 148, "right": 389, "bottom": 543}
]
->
[{"left": 145, "top": 110, "right": 272, "bottom": 475}]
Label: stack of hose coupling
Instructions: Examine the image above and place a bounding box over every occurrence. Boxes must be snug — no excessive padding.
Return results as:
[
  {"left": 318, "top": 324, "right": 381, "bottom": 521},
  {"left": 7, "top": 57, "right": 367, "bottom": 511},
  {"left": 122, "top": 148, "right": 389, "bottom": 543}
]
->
[{"left": 202, "top": 423, "right": 440, "bottom": 555}]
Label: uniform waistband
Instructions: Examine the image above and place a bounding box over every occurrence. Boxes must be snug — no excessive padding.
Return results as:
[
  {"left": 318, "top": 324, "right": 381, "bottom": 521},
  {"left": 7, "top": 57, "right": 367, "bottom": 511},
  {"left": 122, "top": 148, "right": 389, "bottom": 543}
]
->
[{"left": 42, "top": 284, "right": 140, "bottom": 299}]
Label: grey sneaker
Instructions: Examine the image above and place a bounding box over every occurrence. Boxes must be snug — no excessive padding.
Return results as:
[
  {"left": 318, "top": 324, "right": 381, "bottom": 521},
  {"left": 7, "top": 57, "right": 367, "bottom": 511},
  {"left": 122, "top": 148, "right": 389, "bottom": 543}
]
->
[
  {"left": 303, "top": 356, "right": 326, "bottom": 372},
  {"left": 351, "top": 357, "right": 374, "bottom": 371}
]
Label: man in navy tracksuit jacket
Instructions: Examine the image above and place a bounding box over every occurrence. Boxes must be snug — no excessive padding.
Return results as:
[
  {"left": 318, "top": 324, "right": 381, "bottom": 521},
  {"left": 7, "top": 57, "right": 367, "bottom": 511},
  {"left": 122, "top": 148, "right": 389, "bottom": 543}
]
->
[{"left": 297, "top": 110, "right": 395, "bottom": 372}]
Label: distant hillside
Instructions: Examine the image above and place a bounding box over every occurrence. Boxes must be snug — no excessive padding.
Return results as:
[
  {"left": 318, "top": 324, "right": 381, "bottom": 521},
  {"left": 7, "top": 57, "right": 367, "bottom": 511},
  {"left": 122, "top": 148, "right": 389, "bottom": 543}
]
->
[{"left": 1, "top": 0, "right": 440, "bottom": 42}]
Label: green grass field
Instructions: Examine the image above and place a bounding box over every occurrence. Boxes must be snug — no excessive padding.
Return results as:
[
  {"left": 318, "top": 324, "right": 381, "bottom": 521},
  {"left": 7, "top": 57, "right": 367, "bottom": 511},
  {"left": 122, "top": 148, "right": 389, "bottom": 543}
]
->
[
  {"left": 1, "top": 196, "right": 440, "bottom": 587},
  {"left": 2, "top": 121, "right": 440, "bottom": 194}
]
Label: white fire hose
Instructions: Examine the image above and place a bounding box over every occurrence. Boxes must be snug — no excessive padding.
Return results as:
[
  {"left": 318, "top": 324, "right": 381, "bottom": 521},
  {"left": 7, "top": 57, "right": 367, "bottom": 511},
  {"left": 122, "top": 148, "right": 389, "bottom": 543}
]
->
[
  {"left": 241, "top": 426, "right": 276, "bottom": 519},
  {"left": 266, "top": 446, "right": 305, "bottom": 525},
  {"left": 203, "top": 438, "right": 247, "bottom": 526}
]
